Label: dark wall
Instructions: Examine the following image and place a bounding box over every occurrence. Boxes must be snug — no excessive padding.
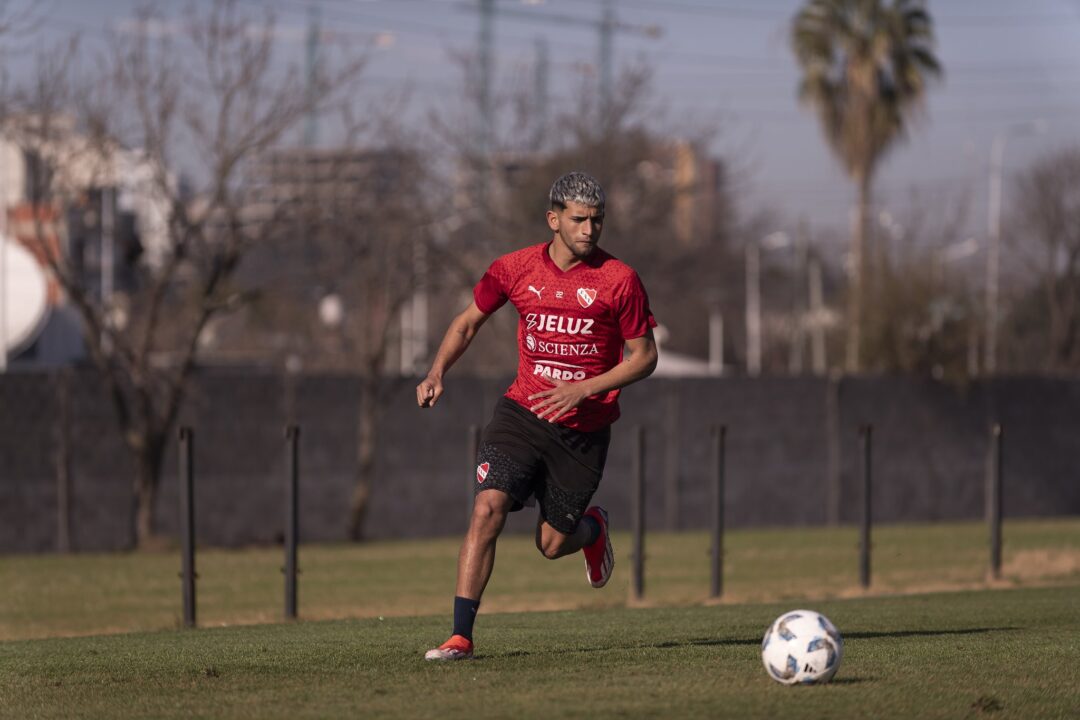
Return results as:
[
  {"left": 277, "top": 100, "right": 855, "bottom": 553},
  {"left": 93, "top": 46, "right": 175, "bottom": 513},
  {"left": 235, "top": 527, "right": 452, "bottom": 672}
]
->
[{"left": 2, "top": 369, "right": 1078, "bottom": 553}]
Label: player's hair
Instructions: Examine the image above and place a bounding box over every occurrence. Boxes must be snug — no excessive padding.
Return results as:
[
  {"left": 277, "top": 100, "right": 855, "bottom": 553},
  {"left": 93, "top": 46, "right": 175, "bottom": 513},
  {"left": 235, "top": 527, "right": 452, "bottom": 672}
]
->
[{"left": 549, "top": 171, "right": 605, "bottom": 211}]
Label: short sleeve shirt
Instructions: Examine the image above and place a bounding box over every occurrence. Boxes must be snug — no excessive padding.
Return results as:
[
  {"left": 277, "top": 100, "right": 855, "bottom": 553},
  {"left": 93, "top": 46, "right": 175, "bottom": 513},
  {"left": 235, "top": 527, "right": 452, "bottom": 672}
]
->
[{"left": 473, "top": 242, "right": 657, "bottom": 431}]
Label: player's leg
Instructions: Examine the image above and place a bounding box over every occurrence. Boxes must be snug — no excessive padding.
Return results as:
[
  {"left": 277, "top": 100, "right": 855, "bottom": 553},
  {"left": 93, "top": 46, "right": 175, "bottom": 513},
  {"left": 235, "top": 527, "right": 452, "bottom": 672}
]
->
[
  {"left": 534, "top": 489, "right": 612, "bottom": 588},
  {"left": 424, "top": 488, "right": 514, "bottom": 661},
  {"left": 534, "top": 422, "right": 613, "bottom": 587},
  {"left": 534, "top": 513, "right": 595, "bottom": 559},
  {"left": 426, "top": 399, "right": 543, "bottom": 661},
  {"left": 457, "top": 488, "right": 515, "bottom": 599}
]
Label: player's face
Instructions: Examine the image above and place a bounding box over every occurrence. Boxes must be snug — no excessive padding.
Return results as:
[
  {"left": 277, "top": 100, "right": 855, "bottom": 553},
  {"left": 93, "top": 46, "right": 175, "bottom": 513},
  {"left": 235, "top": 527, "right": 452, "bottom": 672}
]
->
[{"left": 547, "top": 201, "right": 604, "bottom": 259}]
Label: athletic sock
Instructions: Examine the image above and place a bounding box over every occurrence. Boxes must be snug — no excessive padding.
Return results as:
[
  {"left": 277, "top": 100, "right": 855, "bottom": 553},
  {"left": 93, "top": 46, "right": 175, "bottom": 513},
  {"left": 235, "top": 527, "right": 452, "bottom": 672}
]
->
[
  {"left": 582, "top": 515, "right": 601, "bottom": 547},
  {"left": 452, "top": 596, "right": 480, "bottom": 642}
]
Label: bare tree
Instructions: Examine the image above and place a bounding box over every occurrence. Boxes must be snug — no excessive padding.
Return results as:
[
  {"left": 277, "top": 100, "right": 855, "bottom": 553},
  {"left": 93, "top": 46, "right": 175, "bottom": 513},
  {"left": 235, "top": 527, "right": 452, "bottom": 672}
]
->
[
  {"left": 852, "top": 188, "right": 978, "bottom": 378},
  {"left": 229, "top": 142, "right": 432, "bottom": 541},
  {"left": 0, "top": 0, "right": 40, "bottom": 38},
  {"left": 8, "top": 0, "right": 367, "bottom": 547},
  {"left": 1003, "top": 147, "right": 1080, "bottom": 372}
]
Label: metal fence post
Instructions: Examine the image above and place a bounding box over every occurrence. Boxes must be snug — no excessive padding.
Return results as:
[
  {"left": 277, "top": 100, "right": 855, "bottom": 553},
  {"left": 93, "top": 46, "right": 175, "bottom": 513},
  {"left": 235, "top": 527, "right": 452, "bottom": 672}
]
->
[
  {"left": 664, "top": 388, "right": 679, "bottom": 531},
  {"left": 54, "top": 369, "right": 72, "bottom": 553},
  {"left": 987, "top": 423, "right": 1003, "bottom": 580},
  {"left": 859, "top": 424, "right": 872, "bottom": 589},
  {"left": 631, "top": 424, "right": 645, "bottom": 602},
  {"left": 710, "top": 425, "right": 726, "bottom": 599},
  {"left": 284, "top": 425, "right": 300, "bottom": 619},
  {"left": 179, "top": 426, "right": 196, "bottom": 628}
]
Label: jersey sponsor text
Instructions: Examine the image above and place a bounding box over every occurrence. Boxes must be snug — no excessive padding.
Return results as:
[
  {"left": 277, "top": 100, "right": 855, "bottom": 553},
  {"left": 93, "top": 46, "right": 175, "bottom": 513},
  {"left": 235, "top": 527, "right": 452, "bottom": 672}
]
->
[
  {"left": 533, "top": 362, "right": 587, "bottom": 381},
  {"left": 526, "top": 313, "right": 594, "bottom": 335}
]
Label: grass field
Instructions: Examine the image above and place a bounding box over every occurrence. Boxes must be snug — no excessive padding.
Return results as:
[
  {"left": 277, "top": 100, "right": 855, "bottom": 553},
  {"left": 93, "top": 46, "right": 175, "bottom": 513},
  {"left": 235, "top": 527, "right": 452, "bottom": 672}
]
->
[
  {"left": 2, "top": 519, "right": 1077, "bottom": 641},
  {"left": 1, "top": 520, "right": 1078, "bottom": 718},
  {"left": 2, "top": 587, "right": 1077, "bottom": 719}
]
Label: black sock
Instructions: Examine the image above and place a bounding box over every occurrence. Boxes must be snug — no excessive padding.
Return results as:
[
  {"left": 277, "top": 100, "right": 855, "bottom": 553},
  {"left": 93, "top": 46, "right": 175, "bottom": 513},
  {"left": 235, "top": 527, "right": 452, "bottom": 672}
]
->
[
  {"left": 452, "top": 596, "right": 480, "bottom": 641},
  {"left": 582, "top": 515, "right": 601, "bottom": 547}
]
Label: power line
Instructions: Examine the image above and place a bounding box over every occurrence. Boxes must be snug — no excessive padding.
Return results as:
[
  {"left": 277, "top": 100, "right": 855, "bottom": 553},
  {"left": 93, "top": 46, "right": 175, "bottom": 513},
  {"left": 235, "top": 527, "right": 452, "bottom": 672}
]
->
[{"left": 564, "top": 0, "right": 1080, "bottom": 26}]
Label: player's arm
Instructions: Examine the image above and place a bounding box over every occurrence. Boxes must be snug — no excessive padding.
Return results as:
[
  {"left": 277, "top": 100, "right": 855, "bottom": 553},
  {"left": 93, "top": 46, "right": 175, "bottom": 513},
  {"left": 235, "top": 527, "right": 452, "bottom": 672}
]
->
[
  {"left": 417, "top": 302, "right": 492, "bottom": 408},
  {"left": 529, "top": 328, "right": 658, "bottom": 422}
]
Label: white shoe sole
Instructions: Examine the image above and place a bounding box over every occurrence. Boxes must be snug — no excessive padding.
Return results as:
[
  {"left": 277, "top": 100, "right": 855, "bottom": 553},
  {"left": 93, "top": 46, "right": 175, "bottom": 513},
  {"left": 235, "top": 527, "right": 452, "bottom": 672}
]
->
[
  {"left": 587, "top": 508, "right": 613, "bottom": 588},
  {"left": 424, "top": 648, "right": 473, "bottom": 661}
]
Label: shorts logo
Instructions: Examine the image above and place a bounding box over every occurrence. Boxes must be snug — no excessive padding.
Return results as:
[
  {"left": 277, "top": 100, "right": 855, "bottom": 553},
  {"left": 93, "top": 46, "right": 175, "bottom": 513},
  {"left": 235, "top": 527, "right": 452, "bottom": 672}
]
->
[
  {"left": 577, "top": 288, "right": 597, "bottom": 308},
  {"left": 476, "top": 462, "right": 490, "bottom": 484}
]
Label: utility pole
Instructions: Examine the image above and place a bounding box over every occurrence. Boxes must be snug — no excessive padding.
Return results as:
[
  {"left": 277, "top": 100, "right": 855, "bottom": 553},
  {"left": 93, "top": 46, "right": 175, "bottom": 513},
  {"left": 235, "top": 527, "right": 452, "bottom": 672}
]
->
[
  {"left": 304, "top": 3, "right": 321, "bottom": 148},
  {"left": 599, "top": 0, "right": 614, "bottom": 119},
  {"left": 478, "top": 0, "right": 495, "bottom": 193},
  {"left": 809, "top": 252, "right": 827, "bottom": 375},
  {"left": 984, "top": 133, "right": 1005, "bottom": 375},
  {"left": 532, "top": 37, "right": 548, "bottom": 150},
  {"left": 985, "top": 120, "right": 1045, "bottom": 374},
  {"left": 465, "top": 0, "right": 660, "bottom": 141},
  {"left": 745, "top": 239, "right": 761, "bottom": 377},
  {"left": 101, "top": 186, "right": 115, "bottom": 355}
]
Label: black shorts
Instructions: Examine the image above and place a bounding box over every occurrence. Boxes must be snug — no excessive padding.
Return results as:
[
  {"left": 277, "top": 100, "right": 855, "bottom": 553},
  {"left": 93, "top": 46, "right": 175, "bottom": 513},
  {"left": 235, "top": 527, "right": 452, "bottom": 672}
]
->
[{"left": 475, "top": 397, "right": 611, "bottom": 535}]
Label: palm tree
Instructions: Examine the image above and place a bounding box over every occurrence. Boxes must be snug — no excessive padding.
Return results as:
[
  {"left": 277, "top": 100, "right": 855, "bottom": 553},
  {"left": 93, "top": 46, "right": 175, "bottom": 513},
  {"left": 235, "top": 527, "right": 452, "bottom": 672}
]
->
[{"left": 792, "top": 0, "right": 940, "bottom": 371}]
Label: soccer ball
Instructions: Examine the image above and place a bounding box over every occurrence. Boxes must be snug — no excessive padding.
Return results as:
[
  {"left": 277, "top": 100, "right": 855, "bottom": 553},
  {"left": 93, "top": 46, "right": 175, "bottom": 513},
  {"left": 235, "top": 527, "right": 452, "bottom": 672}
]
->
[{"left": 761, "top": 609, "right": 843, "bottom": 685}]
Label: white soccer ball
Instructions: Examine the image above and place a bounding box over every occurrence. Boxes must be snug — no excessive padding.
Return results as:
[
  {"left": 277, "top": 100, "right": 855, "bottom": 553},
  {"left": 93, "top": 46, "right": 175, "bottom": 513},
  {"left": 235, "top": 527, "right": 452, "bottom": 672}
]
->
[{"left": 761, "top": 609, "right": 843, "bottom": 685}]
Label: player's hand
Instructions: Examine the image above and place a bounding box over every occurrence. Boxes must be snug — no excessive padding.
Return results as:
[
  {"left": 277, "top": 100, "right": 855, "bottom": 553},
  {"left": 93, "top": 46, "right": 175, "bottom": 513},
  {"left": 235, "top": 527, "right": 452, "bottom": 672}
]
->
[
  {"left": 527, "top": 376, "right": 589, "bottom": 423},
  {"left": 417, "top": 375, "right": 443, "bottom": 408}
]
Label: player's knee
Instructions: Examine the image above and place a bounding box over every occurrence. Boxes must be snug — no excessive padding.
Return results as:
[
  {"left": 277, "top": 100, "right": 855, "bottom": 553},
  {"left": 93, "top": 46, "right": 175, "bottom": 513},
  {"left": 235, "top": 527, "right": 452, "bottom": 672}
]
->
[
  {"left": 538, "top": 534, "right": 566, "bottom": 560},
  {"left": 471, "top": 495, "right": 507, "bottom": 534}
]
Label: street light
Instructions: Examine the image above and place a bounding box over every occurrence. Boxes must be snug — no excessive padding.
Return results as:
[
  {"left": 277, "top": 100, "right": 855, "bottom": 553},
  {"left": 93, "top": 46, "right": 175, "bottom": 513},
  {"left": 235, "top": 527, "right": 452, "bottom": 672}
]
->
[
  {"left": 746, "top": 231, "right": 790, "bottom": 376},
  {"left": 985, "top": 119, "right": 1046, "bottom": 374}
]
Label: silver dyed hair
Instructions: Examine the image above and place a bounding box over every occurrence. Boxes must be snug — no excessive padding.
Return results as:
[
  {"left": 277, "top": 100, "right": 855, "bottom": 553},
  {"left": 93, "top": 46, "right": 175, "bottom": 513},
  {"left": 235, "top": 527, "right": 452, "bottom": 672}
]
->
[{"left": 549, "top": 171, "right": 605, "bottom": 210}]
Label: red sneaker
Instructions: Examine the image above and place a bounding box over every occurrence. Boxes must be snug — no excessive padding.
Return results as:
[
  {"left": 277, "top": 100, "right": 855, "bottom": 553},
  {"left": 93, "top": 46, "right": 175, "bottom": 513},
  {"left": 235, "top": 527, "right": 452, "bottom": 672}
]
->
[
  {"left": 424, "top": 634, "right": 474, "bottom": 661},
  {"left": 582, "top": 506, "right": 613, "bottom": 588}
]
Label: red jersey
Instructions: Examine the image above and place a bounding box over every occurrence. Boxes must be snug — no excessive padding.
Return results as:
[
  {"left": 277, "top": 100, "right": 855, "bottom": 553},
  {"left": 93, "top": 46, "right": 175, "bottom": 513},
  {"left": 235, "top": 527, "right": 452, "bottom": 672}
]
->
[{"left": 473, "top": 241, "right": 657, "bottom": 431}]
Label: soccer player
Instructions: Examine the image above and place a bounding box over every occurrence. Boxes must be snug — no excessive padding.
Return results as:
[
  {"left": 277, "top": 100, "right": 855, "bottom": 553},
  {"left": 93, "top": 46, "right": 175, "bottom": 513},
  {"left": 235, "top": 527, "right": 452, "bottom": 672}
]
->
[{"left": 417, "top": 171, "right": 658, "bottom": 661}]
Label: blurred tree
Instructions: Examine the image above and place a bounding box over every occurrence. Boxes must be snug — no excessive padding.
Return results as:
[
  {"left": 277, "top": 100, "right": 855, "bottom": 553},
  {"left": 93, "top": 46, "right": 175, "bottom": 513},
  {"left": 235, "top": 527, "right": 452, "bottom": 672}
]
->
[
  {"left": 7, "top": 0, "right": 367, "bottom": 548},
  {"left": 214, "top": 142, "right": 432, "bottom": 541},
  {"left": 791, "top": 0, "right": 941, "bottom": 372},
  {"left": 862, "top": 241, "right": 978, "bottom": 381},
  {"left": 1001, "top": 147, "right": 1080, "bottom": 372},
  {"left": 0, "top": 0, "right": 37, "bottom": 38}
]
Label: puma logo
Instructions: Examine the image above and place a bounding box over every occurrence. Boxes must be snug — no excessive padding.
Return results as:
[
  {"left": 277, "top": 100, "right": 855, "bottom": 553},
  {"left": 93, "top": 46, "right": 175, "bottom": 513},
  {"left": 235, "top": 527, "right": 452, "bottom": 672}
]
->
[{"left": 528, "top": 285, "right": 544, "bottom": 301}]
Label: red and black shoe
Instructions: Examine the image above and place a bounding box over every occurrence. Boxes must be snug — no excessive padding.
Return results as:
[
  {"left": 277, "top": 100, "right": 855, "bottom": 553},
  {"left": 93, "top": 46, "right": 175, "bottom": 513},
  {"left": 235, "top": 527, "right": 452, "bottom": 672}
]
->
[{"left": 582, "top": 506, "right": 613, "bottom": 588}]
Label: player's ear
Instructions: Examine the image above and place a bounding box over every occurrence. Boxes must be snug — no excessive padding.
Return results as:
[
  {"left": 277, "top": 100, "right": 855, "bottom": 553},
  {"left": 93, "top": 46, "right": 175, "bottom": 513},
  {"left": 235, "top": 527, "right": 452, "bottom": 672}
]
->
[{"left": 546, "top": 209, "right": 559, "bottom": 231}]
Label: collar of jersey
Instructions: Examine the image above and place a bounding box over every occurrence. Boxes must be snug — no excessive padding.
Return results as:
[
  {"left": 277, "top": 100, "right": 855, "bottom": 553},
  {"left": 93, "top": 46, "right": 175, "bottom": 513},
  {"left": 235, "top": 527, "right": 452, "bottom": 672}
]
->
[{"left": 540, "top": 241, "right": 604, "bottom": 276}]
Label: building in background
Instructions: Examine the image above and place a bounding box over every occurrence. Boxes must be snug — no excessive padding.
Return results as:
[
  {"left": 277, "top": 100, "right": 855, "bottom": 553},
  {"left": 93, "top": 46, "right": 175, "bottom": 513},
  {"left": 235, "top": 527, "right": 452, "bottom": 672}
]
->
[
  {"left": 0, "top": 119, "right": 172, "bottom": 366},
  {"left": 191, "top": 145, "right": 426, "bottom": 371}
]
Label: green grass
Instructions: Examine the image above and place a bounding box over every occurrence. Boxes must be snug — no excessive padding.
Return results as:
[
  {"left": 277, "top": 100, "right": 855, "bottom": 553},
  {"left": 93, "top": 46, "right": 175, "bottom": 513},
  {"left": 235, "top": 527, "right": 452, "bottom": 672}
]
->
[
  {"left": 1, "top": 520, "right": 1078, "bottom": 718},
  {"left": 1, "top": 586, "right": 1077, "bottom": 719},
  {"left": 1, "top": 519, "right": 1077, "bottom": 641}
]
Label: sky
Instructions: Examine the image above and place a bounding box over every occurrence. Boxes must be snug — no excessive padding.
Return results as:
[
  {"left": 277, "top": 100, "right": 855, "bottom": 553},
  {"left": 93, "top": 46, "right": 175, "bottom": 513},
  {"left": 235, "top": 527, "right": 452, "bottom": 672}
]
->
[{"left": 10, "top": 0, "right": 1080, "bottom": 257}]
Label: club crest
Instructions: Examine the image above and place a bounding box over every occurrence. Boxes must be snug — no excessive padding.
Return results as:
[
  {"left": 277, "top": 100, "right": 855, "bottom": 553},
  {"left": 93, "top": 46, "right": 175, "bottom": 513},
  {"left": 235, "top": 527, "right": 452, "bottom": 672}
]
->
[
  {"left": 476, "top": 462, "right": 490, "bottom": 483},
  {"left": 576, "top": 288, "right": 597, "bottom": 308}
]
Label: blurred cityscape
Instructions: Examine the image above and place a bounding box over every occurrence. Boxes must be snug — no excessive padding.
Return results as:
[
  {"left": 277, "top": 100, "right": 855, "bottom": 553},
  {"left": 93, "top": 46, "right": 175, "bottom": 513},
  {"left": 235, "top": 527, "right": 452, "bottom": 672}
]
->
[{"left": 1, "top": 0, "right": 1079, "bottom": 547}]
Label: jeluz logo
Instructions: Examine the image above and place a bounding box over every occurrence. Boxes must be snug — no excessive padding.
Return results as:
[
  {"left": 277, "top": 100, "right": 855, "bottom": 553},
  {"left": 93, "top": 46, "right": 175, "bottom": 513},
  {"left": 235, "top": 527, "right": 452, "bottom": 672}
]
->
[
  {"left": 533, "top": 361, "right": 587, "bottom": 381},
  {"left": 525, "top": 313, "right": 594, "bottom": 335},
  {"left": 476, "top": 462, "right": 490, "bottom": 484}
]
